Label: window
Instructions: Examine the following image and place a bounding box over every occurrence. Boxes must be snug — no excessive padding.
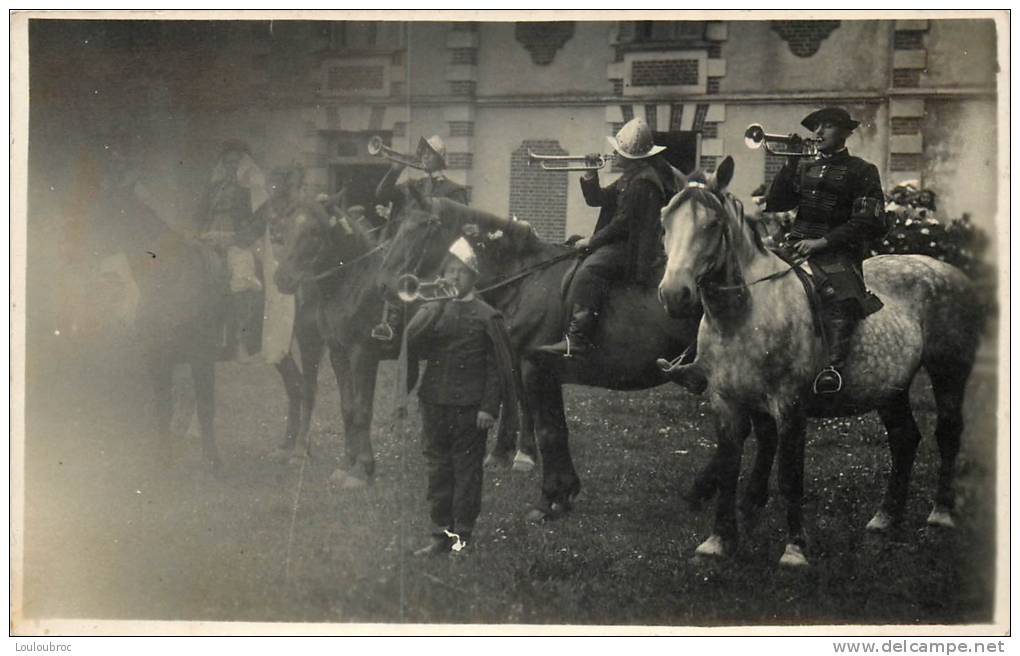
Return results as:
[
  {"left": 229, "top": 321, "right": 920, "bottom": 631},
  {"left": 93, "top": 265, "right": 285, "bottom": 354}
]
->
[{"left": 632, "top": 21, "right": 706, "bottom": 43}]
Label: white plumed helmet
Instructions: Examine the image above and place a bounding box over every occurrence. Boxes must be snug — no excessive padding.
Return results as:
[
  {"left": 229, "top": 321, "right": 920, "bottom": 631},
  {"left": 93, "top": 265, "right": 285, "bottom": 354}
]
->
[{"left": 447, "top": 237, "right": 479, "bottom": 274}]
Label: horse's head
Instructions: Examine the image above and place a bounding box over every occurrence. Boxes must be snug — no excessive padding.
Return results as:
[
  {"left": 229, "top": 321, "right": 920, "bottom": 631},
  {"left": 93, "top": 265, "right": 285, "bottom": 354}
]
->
[
  {"left": 272, "top": 194, "right": 370, "bottom": 295},
  {"left": 658, "top": 156, "right": 737, "bottom": 317},
  {"left": 377, "top": 194, "right": 534, "bottom": 299}
]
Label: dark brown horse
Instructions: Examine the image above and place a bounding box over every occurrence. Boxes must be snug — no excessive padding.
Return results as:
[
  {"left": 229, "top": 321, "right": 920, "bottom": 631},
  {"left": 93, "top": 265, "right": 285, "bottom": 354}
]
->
[
  {"left": 658, "top": 157, "right": 983, "bottom": 566},
  {"left": 272, "top": 193, "right": 407, "bottom": 487},
  {"left": 376, "top": 197, "right": 707, "bottom": 518},
  {"left": 94, "top": 180, "right": 224, "bottom": 469}
]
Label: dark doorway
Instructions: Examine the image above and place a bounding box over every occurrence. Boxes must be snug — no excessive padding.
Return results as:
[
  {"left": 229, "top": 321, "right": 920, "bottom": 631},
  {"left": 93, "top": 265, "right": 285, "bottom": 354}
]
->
[{"left": 654, "top": 131, "right": 699, "bottom": 174}]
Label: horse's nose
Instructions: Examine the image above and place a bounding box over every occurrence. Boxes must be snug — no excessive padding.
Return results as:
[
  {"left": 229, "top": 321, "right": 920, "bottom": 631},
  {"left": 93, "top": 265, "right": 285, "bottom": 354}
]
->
[{"left": 659, "top": 285, "right": 692, "bottom": 319}]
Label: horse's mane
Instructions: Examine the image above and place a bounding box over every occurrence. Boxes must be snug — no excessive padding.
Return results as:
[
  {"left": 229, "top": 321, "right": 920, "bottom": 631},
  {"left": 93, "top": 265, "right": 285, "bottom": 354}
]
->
[{"left": 662, "top": 169, "right": 768, "bottom": 257}]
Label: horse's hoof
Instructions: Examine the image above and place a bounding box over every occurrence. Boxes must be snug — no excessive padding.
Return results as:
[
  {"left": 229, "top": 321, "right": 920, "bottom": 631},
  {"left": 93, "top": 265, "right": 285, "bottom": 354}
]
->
[
  {"left": 525, "top": 507, "right": 549, "bottom": 523},
  {"left": 331, "top": 468, "right": 370, "bottom": 490},
  {"left": 483, "top": 451, "right": 512, "bottom": 470},
  {"left": 511, "top": 451, "right": 536, "bottom": 473},
  {"left": 927, "top": 507, "right": 956, "bottom": 529},
  {"left": 694, "top": 534, "right": 726, "bottom": 558},
  {"left": 866, "top": 509, "right": 894, "bottom": 532},
  {"left": 779, "top": 543, "right": 809, "bottom": 568}
]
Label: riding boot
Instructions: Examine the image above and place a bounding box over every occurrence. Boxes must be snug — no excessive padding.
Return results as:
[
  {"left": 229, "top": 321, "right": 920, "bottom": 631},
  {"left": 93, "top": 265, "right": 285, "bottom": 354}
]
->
[
  {"left": 536, "top": 305, "right": 598, "bottom": 358},
  {"left": 656, "top": 338, "right": 708, "bottom": 394},
  {"left": 813, "top": 304, "right": 857, "bottom": 395},
  {"left": 370, "top": 300, "right": 398, "bottom": 341}
]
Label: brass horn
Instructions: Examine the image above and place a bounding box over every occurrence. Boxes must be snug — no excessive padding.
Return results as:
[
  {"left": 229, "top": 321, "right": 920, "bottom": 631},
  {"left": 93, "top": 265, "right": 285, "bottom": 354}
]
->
[
  {"left": 368, "top": 136, "right": 427, "bottom": 171},
  {"left": 743, "top": 124, "right": 819, "bottom": 158},
  {"left": 396, "top": 274, "right": 459, "bottom": 303},
  {"left": 527, "top": 150, "right": 613, "bottom": 172}
]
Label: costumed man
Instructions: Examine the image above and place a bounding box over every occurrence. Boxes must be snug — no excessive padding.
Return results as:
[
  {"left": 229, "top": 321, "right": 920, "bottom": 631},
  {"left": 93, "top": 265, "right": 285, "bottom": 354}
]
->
[
  {"left": 405, "top": 238, "right": 517, "bottom": 556},
  {"left": 765, "top": 107, "right": 886, "bottom": 394},
  {"left": 537, "top": 117, "right": 674, "bottom": 358},
  {"left": 371, "top": 134, "right": 469, "bottom": 341},
  {"left": 194, "top": 140, "right": 271, "bottom": 361}
]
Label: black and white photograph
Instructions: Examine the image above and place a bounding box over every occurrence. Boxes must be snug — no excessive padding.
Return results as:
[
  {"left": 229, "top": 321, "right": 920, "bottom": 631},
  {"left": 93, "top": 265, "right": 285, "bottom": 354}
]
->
[{"left": 10, "top": 10, "right": 1009, "bottom": 635}]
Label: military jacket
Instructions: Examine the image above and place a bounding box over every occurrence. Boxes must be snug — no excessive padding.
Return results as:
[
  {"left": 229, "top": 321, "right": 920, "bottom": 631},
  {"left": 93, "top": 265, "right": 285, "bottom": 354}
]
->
[
  {"left": 406, "top": 296, "right": 503, "bottom": 417},
  {"left": 765, "top": 149, "right": 885, "bottom": 263},
  {"left": 580, "top": 161, "right": 669, "bottom": 284},
  {"left": 376, "top": 171, "right": 469, "bottom": 207}
]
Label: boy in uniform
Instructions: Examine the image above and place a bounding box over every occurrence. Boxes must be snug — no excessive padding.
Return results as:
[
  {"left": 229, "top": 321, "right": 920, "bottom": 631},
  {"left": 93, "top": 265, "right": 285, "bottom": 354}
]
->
[{"left": 405, "top": 238, "right": 517, "bottom": 556}]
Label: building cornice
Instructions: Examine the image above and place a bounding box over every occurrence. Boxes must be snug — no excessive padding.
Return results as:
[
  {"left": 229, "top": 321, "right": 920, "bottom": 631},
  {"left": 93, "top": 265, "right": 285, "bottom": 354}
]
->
[{"left": 314, "top": 86, "right": 996, "bottom": 108}]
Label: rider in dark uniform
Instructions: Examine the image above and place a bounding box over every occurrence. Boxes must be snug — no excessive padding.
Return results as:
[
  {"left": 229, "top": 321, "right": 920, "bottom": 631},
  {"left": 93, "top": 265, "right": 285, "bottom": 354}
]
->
[
  {"left": 766, "top": 107, "right": 886, "bottom": 394},
  {"left": 537, "top": 117, "right": 674, "bottom": 359},
  {"left": 372, "top": 134, "right": 469, "bottom": 341}
]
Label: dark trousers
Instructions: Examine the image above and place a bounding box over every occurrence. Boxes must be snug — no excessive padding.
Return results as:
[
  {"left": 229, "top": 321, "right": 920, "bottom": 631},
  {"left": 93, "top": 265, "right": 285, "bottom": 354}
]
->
[
  {"left": 420, "top": 402, "right": 487, "bottom": 535},
  {"left": 569, "top": 243, "right": 628, "bottom": 308}
]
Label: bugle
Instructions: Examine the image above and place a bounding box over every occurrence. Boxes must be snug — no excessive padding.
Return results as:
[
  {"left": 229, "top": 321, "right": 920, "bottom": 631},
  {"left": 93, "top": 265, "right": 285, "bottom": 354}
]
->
[
  {"left": 368, "top": 136, "right": 427, "bottom": 170},
  {"left": 396, "top": 274, "right": 459, "bottom": 303},
  {"left": 528, "top": 150, "right": 612, "bottom": 172},
  {"left": 743, "top": 124, "right": 819, "bottom": 158}
]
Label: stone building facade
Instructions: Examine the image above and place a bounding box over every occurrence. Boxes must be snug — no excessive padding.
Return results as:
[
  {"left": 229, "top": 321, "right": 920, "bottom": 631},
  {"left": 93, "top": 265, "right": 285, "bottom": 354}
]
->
[{"left": 28, "top": 18, "right": 1001, "bottom": 242}]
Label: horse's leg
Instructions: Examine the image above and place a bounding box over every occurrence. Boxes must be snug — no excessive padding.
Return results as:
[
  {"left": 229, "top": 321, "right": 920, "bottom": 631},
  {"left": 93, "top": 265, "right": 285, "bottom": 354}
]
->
[
  {"left": 686, "top": 447, "right": 721, "bottom": 511},
  {"left": 296, "top": 333, "right": 325, "bottom": 460},
  {"left": 868, "top": 390, "right": 923, "bottom": 533},
  {"left": 274, "top": 355, "right": 303, "bottom": 452},
  {"left": 148, "top": 350, "right": 175, "bottom": 463},
  {"left": 775, "top": 407, "right": 809, "bottom": 567},
  {"left": 523, "top": 363, "right": 579, "bottom": 521},
  {"left": 191, "top": 357, "right": 221, "bottom": 472},
  {"left": 513, "top": 394, "right": 538, "bottom": 471},
  {"left": 329, "top": 344, "right": 378, "bottom": 488},
  {"left": 695, "top": 399, "right": 749, "bottom": 558},
  {"left": 926, "top": 365, "right": 970, "bottom": 528},
  {"left": 740, "top": 411, "right": 778, "bottom": 522}
]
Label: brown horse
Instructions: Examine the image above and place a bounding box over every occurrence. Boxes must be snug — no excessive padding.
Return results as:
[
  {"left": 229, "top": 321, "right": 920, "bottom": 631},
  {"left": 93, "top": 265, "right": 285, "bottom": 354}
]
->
[
  {"left": 657, "top": 157, "right": 983, "bottom": 567},
  {"left": 376, "top": 197, "right": 709, "bottom": 519},
  {"left": 260, "top": 179, "right": 331, "bottom": 462},
  {"left": 93, "top": 180, "right": 224, "bottom": 470}
]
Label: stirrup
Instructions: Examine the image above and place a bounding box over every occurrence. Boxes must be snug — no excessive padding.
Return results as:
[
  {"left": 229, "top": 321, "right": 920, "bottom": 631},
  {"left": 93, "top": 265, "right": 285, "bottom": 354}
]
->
[
  {"left": 812, "top": 366, "right": 843, "bottom": 395},
  {"left": 370, "top": 322, "right": 395, "bottom": 341}
]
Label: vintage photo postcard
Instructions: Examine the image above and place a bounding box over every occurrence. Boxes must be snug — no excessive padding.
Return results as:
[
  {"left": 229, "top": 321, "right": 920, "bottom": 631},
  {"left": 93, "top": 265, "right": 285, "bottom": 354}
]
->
[{"left": 9, "top": 9, "right": 1010, "bottom": 637}]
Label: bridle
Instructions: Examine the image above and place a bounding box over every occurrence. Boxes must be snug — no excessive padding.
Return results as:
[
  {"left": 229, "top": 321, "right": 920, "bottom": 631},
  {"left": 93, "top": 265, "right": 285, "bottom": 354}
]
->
[{"left": 671, "top": 182, "right": 798, "bottom": 293}]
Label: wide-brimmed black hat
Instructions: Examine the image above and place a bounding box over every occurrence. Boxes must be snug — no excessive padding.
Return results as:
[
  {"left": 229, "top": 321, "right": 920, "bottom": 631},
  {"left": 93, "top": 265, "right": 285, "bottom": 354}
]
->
[{"left": 801, "top": 107, "right": 860, "bottom": 132}]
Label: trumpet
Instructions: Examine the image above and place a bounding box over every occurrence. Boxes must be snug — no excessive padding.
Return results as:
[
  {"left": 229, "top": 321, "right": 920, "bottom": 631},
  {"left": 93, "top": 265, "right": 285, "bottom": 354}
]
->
[
  {"left": 528, "top": 150, "right": 613, "bottom": 172},
  {"left": 396, "top": 274, "right": 459, "bottom": 303},
  {"left": 368, "top": 136, "right": 427, "bottom": 170},
  {"left": 744, "top": 124, "right": 819, "bottom": 158}
]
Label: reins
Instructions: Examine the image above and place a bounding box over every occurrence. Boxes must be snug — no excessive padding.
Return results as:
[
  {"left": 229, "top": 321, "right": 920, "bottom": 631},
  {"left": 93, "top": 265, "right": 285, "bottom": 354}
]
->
[
  {"left": 304, "top": 240, "right": 388, "bottom": 283},
  {"left": 476, "top": 247, "right": 584, "bottom": 295}
]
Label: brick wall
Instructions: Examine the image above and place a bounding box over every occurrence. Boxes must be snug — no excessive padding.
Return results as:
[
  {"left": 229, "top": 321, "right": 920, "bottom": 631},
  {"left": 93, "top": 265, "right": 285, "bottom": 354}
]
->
[
  {"left": 509, "top": 140, "right": 568, "bottom": 240},
  {"left": 448, "top": 121, "right": 474, "bottom": 137},
  {"left": 450, "top": 48, "right": 478, "bottom": 65},
  {"left": 631, "top": 59, "right": 699, "bottom": 86},
  {"left": 449, "top": 80, "right": 476, "bottom": 96},
  {"left": 893, "top": 68, "right": 922, "bottom": 88},
  {"left": 445, "top": 152, "right": 473, "bottom": 170},
  {"left": 770, "top": 20, "right": 842, "bottom": 57},
  {"left": 326, "top": 64, "right": 385, "bottom": 91},
  {"left": 764, "top": 151, "right": 785, "bottom": 186},
  {"left": 891, "top": 116, "right": 922, "bottom": 135},
  {"left": 890, "top": 153, "right": 923, "bottom": 171}
]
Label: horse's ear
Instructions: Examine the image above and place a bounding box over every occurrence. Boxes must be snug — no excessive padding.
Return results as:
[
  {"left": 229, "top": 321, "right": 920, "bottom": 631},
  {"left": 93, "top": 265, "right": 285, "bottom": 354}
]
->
[{"left": 712, "top": 156, "right": 735, "bottom": 191}]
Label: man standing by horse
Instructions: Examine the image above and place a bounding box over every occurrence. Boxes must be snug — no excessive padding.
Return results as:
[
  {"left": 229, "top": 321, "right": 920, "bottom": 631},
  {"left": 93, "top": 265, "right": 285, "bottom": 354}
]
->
[
  {"left": 538, "top": 117, "right": 677, "bottom": 359},
  {"left": 195, "top": 139, "right": 271, "bottom": 361},
  {"left": 766, "top": 107, "right": 886, "bottom": 394},
  {"left": 372, "top": 134, "right": 469, "bottom": 341}
]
